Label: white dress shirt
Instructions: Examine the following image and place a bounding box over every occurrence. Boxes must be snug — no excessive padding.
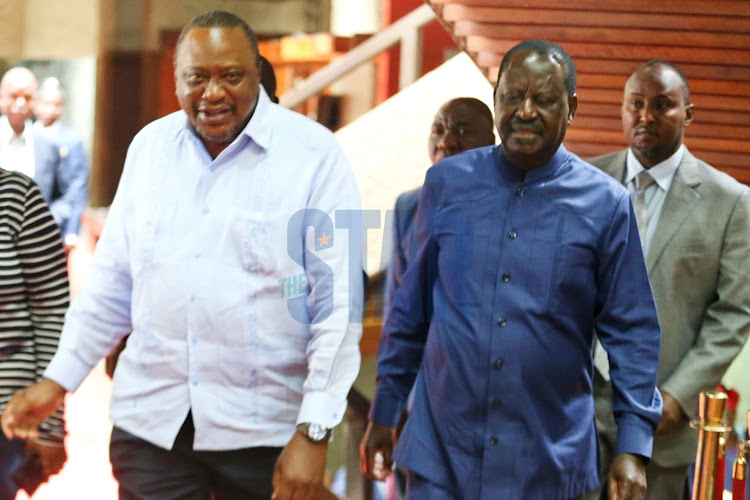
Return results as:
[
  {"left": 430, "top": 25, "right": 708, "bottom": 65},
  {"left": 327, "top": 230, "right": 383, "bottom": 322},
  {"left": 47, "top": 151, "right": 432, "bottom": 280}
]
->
[
  {"left": 45, "top": 88, "right": 364, "bottom": 450},
  {"left": 0, "top": 116, "right": 35, "bottom": 178},
  {"left": 624, "top": 144, "right": 685, "bottom": 256}
]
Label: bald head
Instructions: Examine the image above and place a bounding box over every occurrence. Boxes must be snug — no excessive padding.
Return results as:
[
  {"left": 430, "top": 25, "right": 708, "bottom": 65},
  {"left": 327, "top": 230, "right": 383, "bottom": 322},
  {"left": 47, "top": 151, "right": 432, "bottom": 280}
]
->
[
  {"left": 0, "top": 67, "right": 38, "bottom": 134},
  {"left": 429, "top": 97, "right": 495, "bottom": 164}
]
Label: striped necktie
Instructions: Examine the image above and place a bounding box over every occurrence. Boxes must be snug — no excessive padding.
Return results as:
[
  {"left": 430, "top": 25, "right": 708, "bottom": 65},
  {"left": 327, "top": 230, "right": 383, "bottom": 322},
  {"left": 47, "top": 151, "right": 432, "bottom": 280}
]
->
[{"left": 632, "top": 170, "right": 656, "bottom": 244}]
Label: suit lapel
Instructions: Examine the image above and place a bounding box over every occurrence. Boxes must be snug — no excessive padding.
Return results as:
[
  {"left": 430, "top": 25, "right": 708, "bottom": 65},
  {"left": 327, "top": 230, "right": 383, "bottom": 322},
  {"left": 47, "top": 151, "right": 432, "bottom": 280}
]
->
[
  {"left": 600, "top": 150, "right": 628, "bottom": 184},
  {"left": 646, "top": 151, "right": 702, "bottom": 270}
]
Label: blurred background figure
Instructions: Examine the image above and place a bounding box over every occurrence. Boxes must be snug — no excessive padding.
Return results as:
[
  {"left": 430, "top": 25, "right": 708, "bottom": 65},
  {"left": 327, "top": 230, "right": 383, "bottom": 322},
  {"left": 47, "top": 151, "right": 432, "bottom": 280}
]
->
[
  {"left": 0, "top": 67, "right": 84, "bottom": 255},
  {"left": 33, "top": 77, "right": 90, "bottom": 254},
  {"left": 0, "top": 168, "right": 69, "bottom": 500},
  {"left": 259, "top": 55, "right": 279, "bottom": 104}
]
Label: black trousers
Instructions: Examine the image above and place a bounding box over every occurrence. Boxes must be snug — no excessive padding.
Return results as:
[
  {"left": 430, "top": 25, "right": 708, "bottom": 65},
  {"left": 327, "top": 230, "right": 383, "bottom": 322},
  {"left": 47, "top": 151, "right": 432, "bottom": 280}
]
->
[{"left": 109, "top": 412, "right": 282, "bottom": 500}]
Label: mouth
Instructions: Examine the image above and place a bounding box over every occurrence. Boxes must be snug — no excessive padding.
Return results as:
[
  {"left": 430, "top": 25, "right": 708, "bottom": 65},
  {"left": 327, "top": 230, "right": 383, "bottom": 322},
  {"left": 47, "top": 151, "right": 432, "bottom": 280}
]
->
[
  {"left": 633, "top": 128, "right": 657, "bottom": 138},
  {"left": 197, "top": 108, "right": 232, "bottom": 125}
]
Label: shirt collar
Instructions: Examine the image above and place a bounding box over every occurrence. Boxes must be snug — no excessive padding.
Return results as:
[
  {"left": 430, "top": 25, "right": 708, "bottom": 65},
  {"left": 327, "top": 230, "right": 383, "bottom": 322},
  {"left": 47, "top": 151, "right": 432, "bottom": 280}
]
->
[
  {"left": 625, "top": 144, "right": 685, "bottom": 192},
  {"left": 0, "top": 116, "right": 33, "bottom": 145},
  {"left": 496, "top": 144, "right": 570, "bottom": 184},
  {"left": 34, "top": 120, "right": 61, "bottom": 138}
]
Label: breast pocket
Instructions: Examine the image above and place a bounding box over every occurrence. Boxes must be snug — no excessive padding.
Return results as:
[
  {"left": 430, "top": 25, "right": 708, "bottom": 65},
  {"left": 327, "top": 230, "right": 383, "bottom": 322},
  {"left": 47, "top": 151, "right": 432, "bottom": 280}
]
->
[
  {"left": 550, "top": 244, "right": 596, "bottom": 318},
  {"left": 436, "top": 229, "right": 490, "bottom": 307},
  {"left": 223, "top": 210, "right": 286, "bottom": 275}
]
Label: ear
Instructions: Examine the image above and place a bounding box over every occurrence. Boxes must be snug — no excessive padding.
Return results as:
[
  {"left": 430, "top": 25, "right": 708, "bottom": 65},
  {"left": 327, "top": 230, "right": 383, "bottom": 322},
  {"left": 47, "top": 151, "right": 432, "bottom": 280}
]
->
[
  {"left": 684, "top": 103, "right": 695, "bottom": 127},
  {"left": 567, "top": 94, "right": 578, "bottom": 124}
]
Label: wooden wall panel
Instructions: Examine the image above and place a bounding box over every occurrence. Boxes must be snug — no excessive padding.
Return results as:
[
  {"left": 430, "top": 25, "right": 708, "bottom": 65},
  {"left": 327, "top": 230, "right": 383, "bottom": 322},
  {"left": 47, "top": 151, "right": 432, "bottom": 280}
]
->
[{"left": 426, "top": 0, "right": 750, "bottom": 182}]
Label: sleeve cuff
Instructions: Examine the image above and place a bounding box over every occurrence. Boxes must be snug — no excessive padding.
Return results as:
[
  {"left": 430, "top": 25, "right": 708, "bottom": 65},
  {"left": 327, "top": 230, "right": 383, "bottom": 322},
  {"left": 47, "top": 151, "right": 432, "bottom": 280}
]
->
[
  {"left": 43, "top": 349, "right": 95, "bottom": 392},
  {"left": 368, "top": 390, "right": 405, "bottom": 429},
  {"left": 614, "top": 414, "right": 655, "bottom": 460},
  {"left": 297, "top": 391, "right": 348, "bottom": 429}
]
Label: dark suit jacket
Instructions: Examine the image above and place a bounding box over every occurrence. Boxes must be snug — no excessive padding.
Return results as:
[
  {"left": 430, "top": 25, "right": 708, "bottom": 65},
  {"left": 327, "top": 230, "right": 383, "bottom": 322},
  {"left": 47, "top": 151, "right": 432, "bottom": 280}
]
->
[
  {"left": 34, "top": 126, "right": 88, "bottom": 239},
  {"left": 383, "top": 186, "right": 421, "bottom": 318},
  {"left": 590, "top": 148, "right": 750, "bottom": 466}
]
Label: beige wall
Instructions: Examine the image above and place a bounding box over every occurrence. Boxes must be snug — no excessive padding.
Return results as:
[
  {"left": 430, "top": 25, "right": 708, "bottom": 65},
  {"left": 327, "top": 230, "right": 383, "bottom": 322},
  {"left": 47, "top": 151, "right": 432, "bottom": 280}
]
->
[{"left": 0, "top": 0, "right": 100, "bottom": 59}]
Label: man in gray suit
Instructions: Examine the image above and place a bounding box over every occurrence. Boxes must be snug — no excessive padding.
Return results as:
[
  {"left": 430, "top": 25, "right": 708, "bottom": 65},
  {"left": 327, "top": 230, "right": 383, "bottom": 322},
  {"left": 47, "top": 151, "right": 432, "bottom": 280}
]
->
[
  {"left": 0, "top": 67, "right": 80, "bottom": 250},
  {"left": 588, "top": 60, "right": 750, "bottom": 499}
]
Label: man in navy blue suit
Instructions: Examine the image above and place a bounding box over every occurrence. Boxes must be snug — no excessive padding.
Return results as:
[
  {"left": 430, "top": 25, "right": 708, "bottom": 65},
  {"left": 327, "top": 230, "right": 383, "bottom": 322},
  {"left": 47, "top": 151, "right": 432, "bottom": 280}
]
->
[
  {"left": 0, "top": 67, "right": 86, "bottom": 253},
  {"left": 34, "top": 77, "right": 90, "bottom": 253}
]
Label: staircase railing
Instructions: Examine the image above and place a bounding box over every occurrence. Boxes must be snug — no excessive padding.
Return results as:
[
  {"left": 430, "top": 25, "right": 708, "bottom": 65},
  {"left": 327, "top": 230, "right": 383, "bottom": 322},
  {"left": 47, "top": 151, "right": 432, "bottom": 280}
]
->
[{"left": 279, "top": 4, "right": 436, "bottom": 109}]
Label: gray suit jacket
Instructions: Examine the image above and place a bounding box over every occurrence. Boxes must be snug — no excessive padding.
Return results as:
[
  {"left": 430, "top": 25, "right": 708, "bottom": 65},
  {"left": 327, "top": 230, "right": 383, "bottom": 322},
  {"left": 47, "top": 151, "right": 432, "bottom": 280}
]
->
[{"left": 590, "top": 148, "right": 750, "bottom": 466}]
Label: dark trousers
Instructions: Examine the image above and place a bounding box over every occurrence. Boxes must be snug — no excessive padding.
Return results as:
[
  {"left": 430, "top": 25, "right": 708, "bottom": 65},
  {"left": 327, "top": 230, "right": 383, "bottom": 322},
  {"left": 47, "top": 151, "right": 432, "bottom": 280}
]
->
[
  {"left": 0, "top": 433, "right": 24, "bottom": 500},
  {"left": 110, "top": 412, "right": 282, "bottom": 500}
]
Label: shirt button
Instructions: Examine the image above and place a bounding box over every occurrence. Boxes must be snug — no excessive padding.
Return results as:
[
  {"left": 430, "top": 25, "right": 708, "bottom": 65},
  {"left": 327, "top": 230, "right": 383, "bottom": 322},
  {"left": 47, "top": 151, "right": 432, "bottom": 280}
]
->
[
  {"left": 491, "top": 399, "right": 502, "bottom": 409},
  {"left": 490, "top": 436, "right": 498, "bottom": 445},
  {"left": 195, "top": 251, "right": 201, "bottom": 258},
  {"left": 192, "top": 380, "right": 199, "bottom": 387},
  {"left": 517, "top": 187, "right": 524, "bottom": 196},
  {"left": 189, "top": 294, "right": 196, "bottom": 302},
  {"left": 494, "top": 358, "right": 504, "bottom": 369},
  {"left": 209, "top": 166, "right": 216, "bottom": 172},
  {"left": 509, "top": 230, "right": 517, "bottom": 239},
  {"left": 203, "top": 208, "right": 210, "bottom": 215},
  {"left": 502, "top": 273, "right": 511, "bottom": 282},
  {"left": 498, "top": 318, "right": 506, "bottom": 327}
]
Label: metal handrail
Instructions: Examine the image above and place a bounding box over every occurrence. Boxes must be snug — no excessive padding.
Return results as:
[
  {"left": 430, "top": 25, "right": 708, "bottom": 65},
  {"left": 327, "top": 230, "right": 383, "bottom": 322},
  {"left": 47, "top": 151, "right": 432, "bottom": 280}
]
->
[{"left": 279, "top": 4, "right": 436, "bottom": 109}]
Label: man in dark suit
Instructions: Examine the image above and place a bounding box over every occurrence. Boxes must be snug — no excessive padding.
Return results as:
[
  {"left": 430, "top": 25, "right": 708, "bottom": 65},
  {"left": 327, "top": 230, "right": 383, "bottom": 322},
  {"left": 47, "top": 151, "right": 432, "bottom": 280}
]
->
[
  {"left": 588, "top": 60, "right": 750, "bottom": 500},
  {"left": 34, "top": 77, "right": 90, "bottom": 253},
  {"left": 0, "top": 67, "right": 81, "bottom": 251},
  {"left": 384, "top": 97, "right": 495, "bottom": 316}
]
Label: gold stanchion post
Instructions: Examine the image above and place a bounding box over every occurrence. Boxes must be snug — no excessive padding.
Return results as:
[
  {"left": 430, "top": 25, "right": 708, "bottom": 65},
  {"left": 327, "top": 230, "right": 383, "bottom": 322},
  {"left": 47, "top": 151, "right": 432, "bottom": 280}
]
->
[{"left": 691, "top": 391, "right": 731, "bottom": 500}]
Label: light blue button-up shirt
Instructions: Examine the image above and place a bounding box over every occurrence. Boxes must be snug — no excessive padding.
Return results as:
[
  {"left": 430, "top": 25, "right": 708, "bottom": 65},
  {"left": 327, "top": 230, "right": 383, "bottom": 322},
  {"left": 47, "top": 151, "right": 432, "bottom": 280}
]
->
[
  {"left": 624, "top": 145, "right": 684, "bottom": 256},
  {"left": 45, "top": 88, "right": 363, "bottom": 450}
]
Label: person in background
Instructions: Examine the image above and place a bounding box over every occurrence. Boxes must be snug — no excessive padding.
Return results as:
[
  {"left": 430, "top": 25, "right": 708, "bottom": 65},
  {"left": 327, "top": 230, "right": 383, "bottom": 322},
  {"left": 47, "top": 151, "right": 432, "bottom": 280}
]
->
[
  {"left": 33, "top": 77, "right": 90, "bottom": 254},
  {"left": 0, "top": 168, "right": 69, "bottom": 499},
  {"left": 259, "top": 55, "right": 280, "bottom": 104},
  {"left": 0, "top": 67, "right": 83, "bottom": 252},
  {"left": 2, "top": 10, "right": 361, "bottom": 500},
  {"left": 361, "top": 39, "right": 662, "bottom": 500},
  {"left": 587, "top": 60, "right": 750, "bottom": 500}
]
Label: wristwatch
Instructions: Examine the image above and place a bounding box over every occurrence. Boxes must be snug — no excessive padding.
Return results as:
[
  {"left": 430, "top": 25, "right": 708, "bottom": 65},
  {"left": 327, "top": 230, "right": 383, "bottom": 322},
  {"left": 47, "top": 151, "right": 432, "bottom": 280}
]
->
[{"left": 296, "top": 422, "right": 332, "bottom": 443}]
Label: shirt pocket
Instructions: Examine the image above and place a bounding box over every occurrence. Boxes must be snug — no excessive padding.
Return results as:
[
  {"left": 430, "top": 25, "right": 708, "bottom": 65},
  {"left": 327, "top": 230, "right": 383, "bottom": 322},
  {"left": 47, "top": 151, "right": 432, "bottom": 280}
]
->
[
  {"left": 222, "top": 209, "right": 286, "bottom": 276},
  {"left": 435, "top": 228, "right": 490, "bottom": 307},
  {"left": 549, "top": 244, "right": 597, "bottom": 318}
]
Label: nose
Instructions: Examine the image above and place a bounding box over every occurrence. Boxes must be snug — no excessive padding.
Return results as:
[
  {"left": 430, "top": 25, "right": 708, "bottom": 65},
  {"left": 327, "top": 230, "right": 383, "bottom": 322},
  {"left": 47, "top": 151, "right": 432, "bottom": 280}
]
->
[
  {"left": 437, "top": 130, "right": 458, "bottom": 150},
  {"left": 638, "top": 103, "right": 655, "bottom": 123},
  {"left": 202, "top": 77, "right": 227, "bottom": 101},
  {"left": 14, "top": 96, "right": 28, "bottom": 109},
  {"left": 517, "top": 97, "right": 538, "bottom": 120}
]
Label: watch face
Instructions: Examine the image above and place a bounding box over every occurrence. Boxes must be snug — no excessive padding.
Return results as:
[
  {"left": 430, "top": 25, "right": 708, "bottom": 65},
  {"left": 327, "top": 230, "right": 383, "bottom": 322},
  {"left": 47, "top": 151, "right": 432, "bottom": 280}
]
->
[{"left": 308, "top": 423, "right": 328, "bottom": 441}]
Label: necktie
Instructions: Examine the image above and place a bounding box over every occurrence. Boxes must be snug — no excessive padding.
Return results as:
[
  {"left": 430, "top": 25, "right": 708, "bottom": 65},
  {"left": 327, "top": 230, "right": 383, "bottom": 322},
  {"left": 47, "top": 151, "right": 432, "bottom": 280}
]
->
[
  {"left": 632, "top": 170, "right": 656, "bottom": 244},
  {"left": 593, "top": 170, "right": 656, "bottom": 381}
]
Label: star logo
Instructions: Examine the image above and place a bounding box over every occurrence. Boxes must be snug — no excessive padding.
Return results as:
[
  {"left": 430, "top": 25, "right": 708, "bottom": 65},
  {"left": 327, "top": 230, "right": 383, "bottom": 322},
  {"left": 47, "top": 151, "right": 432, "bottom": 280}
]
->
[{"left": 317, "top": 232, "right": 331, "bottom": 248}]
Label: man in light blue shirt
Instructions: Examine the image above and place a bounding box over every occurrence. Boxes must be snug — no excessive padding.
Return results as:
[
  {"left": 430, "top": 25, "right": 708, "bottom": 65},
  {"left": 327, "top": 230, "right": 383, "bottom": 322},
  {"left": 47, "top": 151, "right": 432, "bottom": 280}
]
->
[{"left": 1, "top": 10, "right": 362, "bottom": 500}]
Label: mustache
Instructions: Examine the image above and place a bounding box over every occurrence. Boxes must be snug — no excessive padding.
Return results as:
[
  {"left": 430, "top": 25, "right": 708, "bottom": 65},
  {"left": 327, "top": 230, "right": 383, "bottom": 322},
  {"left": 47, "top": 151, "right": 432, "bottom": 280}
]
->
[{"left": 510, "top": 118, "right": 543, "bottom": 133}]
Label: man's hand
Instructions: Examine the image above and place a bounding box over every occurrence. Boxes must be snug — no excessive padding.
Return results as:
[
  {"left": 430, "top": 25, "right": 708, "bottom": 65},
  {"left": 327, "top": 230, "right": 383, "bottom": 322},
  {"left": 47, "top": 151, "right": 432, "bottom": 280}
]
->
[
  {"left": 1, "top": 378, "right": 66, "bottom": 440},
  {"left": 607, "top": 453, "right": 647, "bottom": 500},
  {"left": 27, "top": 440, "right": 67, "bottom": 478},
  {"left": 656, "top": 389, "right": 687, "bottom": 436},
  {"left": 272, "top": 431, "right": 330, "bottom": 500},
  {"left": 359, "top": 422, "right": 396, "bottom": 481}
]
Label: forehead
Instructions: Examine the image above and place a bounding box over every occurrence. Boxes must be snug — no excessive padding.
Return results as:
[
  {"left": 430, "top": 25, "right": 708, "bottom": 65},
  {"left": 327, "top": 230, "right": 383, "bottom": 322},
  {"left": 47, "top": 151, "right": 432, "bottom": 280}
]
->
[
  {"left": 499, "top": 50, "right": 566, "bottom": 90},
  {"left": 626, "top": 66, "right": 686, "bottom": 98},
  {"left": 1, "top": 73, "right": 36, "bottom": 95},
  {"left": 434, "top": 101, "right": 486, "bottom": 126},
  {"left": 175, "top": 27, "right": 255, "bottom": 68}
]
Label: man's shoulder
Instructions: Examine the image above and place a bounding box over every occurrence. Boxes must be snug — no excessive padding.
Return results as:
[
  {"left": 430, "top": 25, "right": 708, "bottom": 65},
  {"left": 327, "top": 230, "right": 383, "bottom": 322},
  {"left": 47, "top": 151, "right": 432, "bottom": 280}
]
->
[
  {"left": 686, "top": 151, "right": 749, "bottom": 197},
  {"left": 269, "top": 103, "right": 336, "bottom": 147},
  {"left": 568, "top": 150, "right": 629, "bottom": 196},
  {"left": 586, "top": 150, "right": 627, "bottom": 170}
]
